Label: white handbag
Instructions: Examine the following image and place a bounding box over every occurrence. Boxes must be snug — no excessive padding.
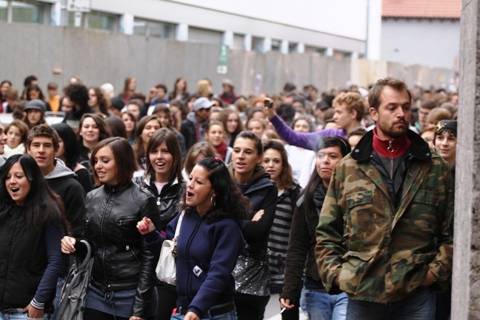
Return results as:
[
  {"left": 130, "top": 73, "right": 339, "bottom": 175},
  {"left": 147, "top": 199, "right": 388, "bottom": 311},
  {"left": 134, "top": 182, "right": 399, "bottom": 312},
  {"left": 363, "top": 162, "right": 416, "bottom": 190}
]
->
[{"left": 155, "top": 211, "right": 184, "bottom": 285}]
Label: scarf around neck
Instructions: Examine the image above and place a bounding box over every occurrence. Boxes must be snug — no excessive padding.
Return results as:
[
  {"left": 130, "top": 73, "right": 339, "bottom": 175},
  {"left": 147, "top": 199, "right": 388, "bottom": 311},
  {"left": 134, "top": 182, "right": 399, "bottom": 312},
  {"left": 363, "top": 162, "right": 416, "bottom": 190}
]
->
[{"left": 372, "top": 128, "right": 411, "bottom": 158}]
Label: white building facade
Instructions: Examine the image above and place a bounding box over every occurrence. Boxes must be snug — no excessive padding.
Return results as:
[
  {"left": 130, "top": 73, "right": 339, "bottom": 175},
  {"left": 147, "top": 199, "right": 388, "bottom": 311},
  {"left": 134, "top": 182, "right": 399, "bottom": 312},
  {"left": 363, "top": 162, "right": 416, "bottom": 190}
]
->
[{"left": 0, "top": 0, "right": 382, "bottom": 59}]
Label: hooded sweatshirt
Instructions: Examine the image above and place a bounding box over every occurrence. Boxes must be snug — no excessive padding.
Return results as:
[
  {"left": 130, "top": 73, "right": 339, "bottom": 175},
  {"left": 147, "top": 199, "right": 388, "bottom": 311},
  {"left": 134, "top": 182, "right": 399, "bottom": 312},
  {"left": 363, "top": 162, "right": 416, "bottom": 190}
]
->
[
  {"left": 45, "top": 159, "right": 86, "bottom": 235},
  {"left": 229, "top": 165, "right": 277, "bottom": 258}
]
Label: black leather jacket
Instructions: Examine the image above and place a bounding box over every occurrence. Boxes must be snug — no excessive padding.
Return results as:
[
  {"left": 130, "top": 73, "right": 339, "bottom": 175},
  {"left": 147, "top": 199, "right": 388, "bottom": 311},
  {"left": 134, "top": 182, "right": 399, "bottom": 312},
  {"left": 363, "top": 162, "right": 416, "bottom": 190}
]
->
[
  {"left": 83, "top": 182, "right": 159, "bottom": 317},
  {"left": 139, "top": 175, "right": 184, "bottom": 230}
]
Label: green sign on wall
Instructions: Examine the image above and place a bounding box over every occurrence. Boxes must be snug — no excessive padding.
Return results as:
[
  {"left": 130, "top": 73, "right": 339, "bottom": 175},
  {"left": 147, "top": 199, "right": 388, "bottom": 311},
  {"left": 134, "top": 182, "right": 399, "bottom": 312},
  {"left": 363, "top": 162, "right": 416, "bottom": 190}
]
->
[{"left": 217, "top": 45, "right": 228, "bottom": 74}]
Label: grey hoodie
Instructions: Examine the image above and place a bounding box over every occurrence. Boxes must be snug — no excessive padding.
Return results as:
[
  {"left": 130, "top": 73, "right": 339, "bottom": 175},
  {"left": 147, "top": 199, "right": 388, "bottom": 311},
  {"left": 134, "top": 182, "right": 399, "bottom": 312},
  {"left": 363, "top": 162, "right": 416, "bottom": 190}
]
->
[
  {"left": 45, "top": 158, "right": 76, "bottom": 180},
  {"left": 45, "top": 158, "right": 86, "bottom": 235}
]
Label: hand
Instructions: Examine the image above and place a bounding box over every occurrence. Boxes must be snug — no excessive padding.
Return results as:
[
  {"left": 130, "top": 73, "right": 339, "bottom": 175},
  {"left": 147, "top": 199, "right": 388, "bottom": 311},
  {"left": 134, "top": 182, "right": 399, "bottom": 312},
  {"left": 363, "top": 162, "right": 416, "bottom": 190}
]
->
[
  {"left": 421, "top": 270, "right": 436, "bottom": 287},
  {"left": 61, "top": 236, "right": 76, "bottom": 254},
  {"left": 252, "top": 209, "right": 265, "bottom": 222},
  {"left": 137, "top": 217, "right": 155, "bottom": 235},
  {"left": 25, "top": 304, "right": 44, "bottom": 319},
  {"left": 263, "top": 98, "right": 276, "bottom": 119},
  {"left": 129, "top": 317, "right": 143, "bottom": 320},
  {"left": 184, "top": 311, "right": 200, "bottom": 320},
  {"left": 280, "top": 298, "right": 295, "bottom": 309}
]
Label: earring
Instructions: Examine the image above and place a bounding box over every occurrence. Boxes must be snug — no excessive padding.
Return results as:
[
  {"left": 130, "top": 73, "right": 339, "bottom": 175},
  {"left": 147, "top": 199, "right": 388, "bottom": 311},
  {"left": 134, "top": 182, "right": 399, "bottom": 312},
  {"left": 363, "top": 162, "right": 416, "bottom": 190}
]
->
[{"left": 210, "top": 194, "right": 216, "bottom": 207}]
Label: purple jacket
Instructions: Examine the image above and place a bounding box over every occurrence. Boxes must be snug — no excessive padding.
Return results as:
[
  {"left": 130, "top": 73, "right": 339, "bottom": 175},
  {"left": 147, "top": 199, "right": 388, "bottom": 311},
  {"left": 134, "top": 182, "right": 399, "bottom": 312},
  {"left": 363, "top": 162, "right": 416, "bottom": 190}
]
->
[{"left": 270, "top": 115, "right": 346, "bottom": 151}]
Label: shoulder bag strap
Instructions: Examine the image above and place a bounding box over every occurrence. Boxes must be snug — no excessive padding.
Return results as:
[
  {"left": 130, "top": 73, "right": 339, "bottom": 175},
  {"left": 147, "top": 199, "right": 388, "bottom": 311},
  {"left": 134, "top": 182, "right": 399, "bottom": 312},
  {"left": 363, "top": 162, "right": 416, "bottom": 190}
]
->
[{"left": 173, "top": 211, "right": 185, "bottom": 240}]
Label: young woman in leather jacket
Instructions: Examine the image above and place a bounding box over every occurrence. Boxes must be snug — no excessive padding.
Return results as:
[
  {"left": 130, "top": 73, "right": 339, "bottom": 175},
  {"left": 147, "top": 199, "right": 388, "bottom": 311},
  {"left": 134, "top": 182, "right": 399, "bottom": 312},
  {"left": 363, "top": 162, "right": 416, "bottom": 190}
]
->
[
  {"left": 61, "top": 137, "right": 159, "bottom": 320},
  {"left": 0, "top": 155, "right": 65, "bottom": 319},
  {"left": 136, "top": 128, "right": 184, "bottom": 320}
]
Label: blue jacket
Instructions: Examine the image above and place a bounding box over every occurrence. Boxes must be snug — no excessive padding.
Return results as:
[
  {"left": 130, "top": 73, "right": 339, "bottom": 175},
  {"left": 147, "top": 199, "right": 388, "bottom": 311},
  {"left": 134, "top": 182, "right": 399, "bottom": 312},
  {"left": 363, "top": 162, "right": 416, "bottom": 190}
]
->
[{"left": 147, "top": 208, "right": 244, "bottom": 318}]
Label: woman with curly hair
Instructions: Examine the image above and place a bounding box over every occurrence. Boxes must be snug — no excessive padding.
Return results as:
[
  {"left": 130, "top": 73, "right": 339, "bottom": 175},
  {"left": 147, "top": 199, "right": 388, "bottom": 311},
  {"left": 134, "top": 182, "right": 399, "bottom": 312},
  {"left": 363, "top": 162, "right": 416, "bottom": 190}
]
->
[{"left": 138, "top": 157, "right": 247, "bottom": 320}]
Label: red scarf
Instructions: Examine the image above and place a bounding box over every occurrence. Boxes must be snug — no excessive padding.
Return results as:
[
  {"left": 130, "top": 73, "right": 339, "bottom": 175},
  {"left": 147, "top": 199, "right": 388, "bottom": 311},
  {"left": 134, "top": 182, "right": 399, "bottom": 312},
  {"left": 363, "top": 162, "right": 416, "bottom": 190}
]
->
[
  {"left": 372, "top": 128, "right": 411, "bottom": 158},
  {"left": 214, "top": 142, "right": 228, "bottom": 161}
]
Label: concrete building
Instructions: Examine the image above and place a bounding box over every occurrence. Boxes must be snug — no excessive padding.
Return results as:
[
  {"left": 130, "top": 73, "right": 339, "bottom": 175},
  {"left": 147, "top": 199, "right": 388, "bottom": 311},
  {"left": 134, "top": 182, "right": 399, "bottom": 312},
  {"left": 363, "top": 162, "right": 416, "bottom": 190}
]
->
[
  {"left": 0, "top": 0, "right": 381, "bottom": 58},
  {"left": 381, "top": 0, "right": 461, "bottom": 70}
]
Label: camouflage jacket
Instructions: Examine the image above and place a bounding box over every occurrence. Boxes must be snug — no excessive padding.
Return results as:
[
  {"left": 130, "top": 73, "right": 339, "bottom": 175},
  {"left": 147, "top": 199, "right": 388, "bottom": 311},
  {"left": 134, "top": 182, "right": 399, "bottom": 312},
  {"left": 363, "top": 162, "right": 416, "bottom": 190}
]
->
[{"left": 315, "top": 130, "right": 454, "bottom": 303}]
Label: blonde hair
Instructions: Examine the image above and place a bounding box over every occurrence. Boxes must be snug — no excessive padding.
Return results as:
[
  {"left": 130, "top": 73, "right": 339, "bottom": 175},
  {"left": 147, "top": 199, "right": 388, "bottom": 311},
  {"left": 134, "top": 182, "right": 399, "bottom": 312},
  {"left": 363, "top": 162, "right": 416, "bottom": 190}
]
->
[
  {"left": 197, "top": 79, "right": 212, "bottom": 98},
  {"left": 333, "top": 92, "right": 366, "bottom": 121}
]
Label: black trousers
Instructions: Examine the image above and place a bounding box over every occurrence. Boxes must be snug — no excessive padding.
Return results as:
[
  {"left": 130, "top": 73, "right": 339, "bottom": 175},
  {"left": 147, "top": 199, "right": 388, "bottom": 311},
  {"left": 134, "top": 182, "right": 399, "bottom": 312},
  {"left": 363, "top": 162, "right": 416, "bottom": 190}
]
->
[
  {"left": 84, "top": 308, "right": 128, "bottom": 320},
  {"left": 235, "top": 292, "right": 270, "bottom": 320},
  {"left": 282, "top": 306, "right": 299, "bottom": 320},
  {"left": 153, "top": 282, "right": 178, "bottom": 320}
]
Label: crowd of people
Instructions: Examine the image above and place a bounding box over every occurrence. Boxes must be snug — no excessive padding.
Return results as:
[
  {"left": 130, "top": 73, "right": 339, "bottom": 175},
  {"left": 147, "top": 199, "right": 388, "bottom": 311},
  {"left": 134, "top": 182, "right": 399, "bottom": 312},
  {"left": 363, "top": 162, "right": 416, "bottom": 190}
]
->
[{"left": 0, "top": 74, "right": 457, "bottom": 320}]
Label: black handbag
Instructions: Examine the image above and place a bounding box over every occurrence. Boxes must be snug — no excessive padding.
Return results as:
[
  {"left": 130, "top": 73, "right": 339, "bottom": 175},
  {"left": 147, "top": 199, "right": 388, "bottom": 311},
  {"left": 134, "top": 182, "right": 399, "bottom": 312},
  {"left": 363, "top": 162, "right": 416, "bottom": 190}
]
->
[{"left": 55, "top": 240, "right": 94, "bottom": 320}]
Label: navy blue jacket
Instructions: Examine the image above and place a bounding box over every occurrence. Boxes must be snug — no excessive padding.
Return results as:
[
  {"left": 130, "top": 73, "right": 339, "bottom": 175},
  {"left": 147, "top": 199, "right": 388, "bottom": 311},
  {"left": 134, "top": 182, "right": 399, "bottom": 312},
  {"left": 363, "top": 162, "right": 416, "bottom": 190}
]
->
[{"left": 146, "top": 208, "right": 243, "bottom": 318}]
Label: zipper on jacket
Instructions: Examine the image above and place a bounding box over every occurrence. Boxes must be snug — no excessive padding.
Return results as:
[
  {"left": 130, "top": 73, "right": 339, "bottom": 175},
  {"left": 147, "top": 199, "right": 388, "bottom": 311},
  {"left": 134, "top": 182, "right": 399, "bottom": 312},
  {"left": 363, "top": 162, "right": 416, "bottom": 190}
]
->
[{"left": 100, "top": 193, "right": 113, "bottom": 289}]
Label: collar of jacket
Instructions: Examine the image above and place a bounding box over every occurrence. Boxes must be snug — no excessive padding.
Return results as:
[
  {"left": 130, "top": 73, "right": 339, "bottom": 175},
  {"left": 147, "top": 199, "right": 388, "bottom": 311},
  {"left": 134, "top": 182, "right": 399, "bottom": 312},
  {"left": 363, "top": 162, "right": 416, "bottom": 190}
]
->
[
  {"left": 351, "top": 129, "right": 432, "bottom": 163},
  {"left": 145, "top": 175, "right": 180, "bottom": 193},
  {"left": 104, "top": 181, "right": 133, "bottom": 194},
  {"left": 228, "top": 164, "right": 273, "bottom": 193}
]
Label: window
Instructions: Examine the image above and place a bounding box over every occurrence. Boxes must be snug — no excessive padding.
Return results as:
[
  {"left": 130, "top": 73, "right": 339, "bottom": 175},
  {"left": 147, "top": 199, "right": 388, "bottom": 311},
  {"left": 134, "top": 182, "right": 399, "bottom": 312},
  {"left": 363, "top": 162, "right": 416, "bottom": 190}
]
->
[
  {"left": 232, "top": 33, "right": 244, "bottom": 50},
  {"left": 0, "top": 0, "right": 50, "bottom": 24},
  {"left": 133, "top": 18, "right": 175, "bottom": 39},
  {"left": 0, "top": 1, "right": 7, "bottom": 21},
  {"left": 305, "top": 45, "right": 326, "bottom": 55},
  {"left": 86, "top": 10, "right": 117, "bottom": 31},
  {"left": 334, "top": 50, "right": 350, "bottom": 60},
  {"left": 289, "top": 42, "right": 298, "bottom": 53},
  {"left": 252, "top": 36, "right": 263, "bottom": 52},
  {"left": 189, "top": 26, "right": 222, "bottom": 45},
  {"left": 12, "top": 0, "right": 48, "bottom": 23},
  {"left": 271, "top": 39, "right": 281, "bottom": 52}
]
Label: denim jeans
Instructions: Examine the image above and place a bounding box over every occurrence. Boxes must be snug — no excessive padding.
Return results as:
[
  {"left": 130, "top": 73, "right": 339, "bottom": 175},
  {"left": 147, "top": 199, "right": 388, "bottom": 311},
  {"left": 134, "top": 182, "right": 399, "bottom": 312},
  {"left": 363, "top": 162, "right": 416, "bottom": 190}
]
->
[
  {"left": 300, "top": 288, "right": 348, "bottom": 320},
  {"left": 50, "top": 277, "right": 65, "bottom": 320},
  {"left": 346, "top": 287, "right": 436, "bottom": 320},
  {"left": 170, "top": 309, "right": 237, "bottom": 320},
  {"left": 0, "top": 311, "right": 50, "bottom": 320}
]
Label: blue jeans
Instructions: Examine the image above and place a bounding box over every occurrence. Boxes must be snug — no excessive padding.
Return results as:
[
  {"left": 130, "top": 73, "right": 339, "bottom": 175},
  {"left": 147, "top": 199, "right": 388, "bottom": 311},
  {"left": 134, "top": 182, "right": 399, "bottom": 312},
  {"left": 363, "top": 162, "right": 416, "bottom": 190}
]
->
[
  {"left": 300, "top": 288, "right": 348, "bottom": 320},
  {"left": 0, "top": 311, "right": 50, "bottom": 320},
  {"left": 171, "top": 310, "right": 237, "bottom": 320},
  {"left": 50, "top": 277, "right": 65, "bottom": 320},
  {"left": 346, "top": 287, "right": 436, "bottom": 320}
]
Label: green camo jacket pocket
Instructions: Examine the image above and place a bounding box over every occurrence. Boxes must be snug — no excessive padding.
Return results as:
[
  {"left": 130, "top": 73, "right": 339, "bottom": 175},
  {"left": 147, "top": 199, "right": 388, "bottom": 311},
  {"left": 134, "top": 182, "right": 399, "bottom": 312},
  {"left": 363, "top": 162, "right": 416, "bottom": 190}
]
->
[{"left": 338, "top": 250, "right": 377, "bottom": 295}]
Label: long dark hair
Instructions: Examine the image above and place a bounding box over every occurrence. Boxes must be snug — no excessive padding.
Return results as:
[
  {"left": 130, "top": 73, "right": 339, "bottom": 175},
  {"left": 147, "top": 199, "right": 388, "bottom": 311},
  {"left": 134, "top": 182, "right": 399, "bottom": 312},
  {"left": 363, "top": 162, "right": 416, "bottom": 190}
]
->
[
  {"left": 263, "top": 139, "right": 294, "bottom": 190},
  {"left": 146, "top": 128, "right": 182, "bottom": 183},
  {"left": 90, "top": 87, "right": 109, "bottom": 115},
  {"left": 134, "top": 115, "right": 161, "bottom": 167},
  {"left": 25, "top": 84, "right": 45, "bottom": 101},
  {"left": 0, "top": 155, "right": 66, "bottom": 229},
  {"left": 52, "top": 123, "right": 81, "bottom": 170},
  {"left": 105, "top": 116, "right": 127, "bottom": 138},
  {"left": 91, "top": 137, "right": 136, "bottom": 187},
  {"left": 187, "top": 158, "right": 248, "bottom": 221},
  {"left": 78, "top": 113, "right": 111, "bottom": 145},
  {"left": 170, "top": 77, "right": 188, "bottom": 101}
]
